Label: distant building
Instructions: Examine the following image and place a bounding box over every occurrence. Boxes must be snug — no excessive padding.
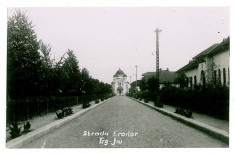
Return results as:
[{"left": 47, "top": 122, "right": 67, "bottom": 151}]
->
[
  {"left": 111, "top": 69, "right": 130, "bottom": 95},
  {"left": 177, "top": 36, "right": 230, "bottom": 88},
  {"left": 142, "top": 68, "right": 178, "bottom": 88}
]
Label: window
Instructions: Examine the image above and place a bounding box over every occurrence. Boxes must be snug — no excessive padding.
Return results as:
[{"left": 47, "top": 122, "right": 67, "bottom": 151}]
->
[
  {"left": 223, "top": 68, "right": 226, "bottom": 86},
  {"left": 186, "top": 77, "right": 189, "bottom": 87},
  {"left": 213, "top": 70, "right": 217, "bottom": 84},
  {"left": 201, "top": 70, "right": 206, "bottom": 87},
  {"left": 194, "top": 75, "right": 197, "bottom": 85},
  {"left": 189, "top": 77, "right": 193, "bottom": 88},
  {"left": 218, "top": 69, "right": 221, "bottom": 84}
]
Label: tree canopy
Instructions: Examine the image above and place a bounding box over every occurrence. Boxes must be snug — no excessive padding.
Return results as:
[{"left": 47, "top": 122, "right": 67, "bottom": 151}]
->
[{"left": 7, "top": 10, "right": 112, "bottom": 99}]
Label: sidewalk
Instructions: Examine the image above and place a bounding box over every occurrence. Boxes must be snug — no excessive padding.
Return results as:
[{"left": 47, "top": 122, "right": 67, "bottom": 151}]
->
[
  {"left": 6, "top": 100, "right": 97, "bottom": 142},
  {"left": 147, "top": 101, "right": 229, "bottom": 133}
]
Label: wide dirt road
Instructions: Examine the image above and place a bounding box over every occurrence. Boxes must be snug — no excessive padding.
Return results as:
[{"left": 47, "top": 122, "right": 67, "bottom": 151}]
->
[{"left": 23, "top": 96, "right": 228, "bottom": 148}]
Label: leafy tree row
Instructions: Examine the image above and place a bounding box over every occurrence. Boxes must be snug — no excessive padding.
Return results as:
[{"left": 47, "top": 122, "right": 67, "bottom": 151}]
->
[{"left": 7, "top": 10, "right": 112, "bottom": 99}]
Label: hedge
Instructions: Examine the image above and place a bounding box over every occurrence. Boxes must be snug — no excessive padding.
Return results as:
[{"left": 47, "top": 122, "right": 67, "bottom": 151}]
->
[
  {"left": 138, "top": 86, "right": 229, "bottom": 120},
  {"left": 7, "top": 93, "right": 113, "bottom": 123}
]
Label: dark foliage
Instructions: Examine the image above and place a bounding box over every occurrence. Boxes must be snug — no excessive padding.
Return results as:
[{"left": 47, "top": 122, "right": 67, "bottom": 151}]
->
[
  {"left": 82, "top": 101, "right": 91, "bottom": 109},
  {"left": 144, "top": 99, "right": 149, "bottom": 103},
  {"left": 8, "top": 122, "right": 21, "bottom": 138},
  {"left": 138, "top": 74, "right": 229, "bottom": 119},
  {"left": 161, "top": 85, "right": 229, "bottom": 120},
  {"left": 175, "top": 107, "right": 193, "bottom": 118},
  {"left": 7, "top": 10, "right": 113, "bottom": 124},
  {"left": 7, "top": 94, "right": 110, "bottom": 123},
  {"left": 23, "top": 121, "right": 31, "bottom": 132},
  {"left": 55, "top": 110, "right": 64, "bottom": 119},
  {"left": 95, "top": 99, "right": 100, "bottom": 104}
]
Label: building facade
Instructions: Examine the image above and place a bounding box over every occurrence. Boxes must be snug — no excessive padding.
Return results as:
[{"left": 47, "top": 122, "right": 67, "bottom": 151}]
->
[
  {"left": 111, "top": 69, "right": 130, "bottom": 95},
  {"left": 177, "top": 37, "right": 230, "bottom": 88}
]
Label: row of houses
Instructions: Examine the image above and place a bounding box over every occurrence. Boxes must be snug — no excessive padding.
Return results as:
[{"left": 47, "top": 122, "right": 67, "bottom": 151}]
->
[
  {"left": 140, "top": 36, "right": 230, "bottom": 90},
  {"left": 177, "top": 36, "right": 230, "bottom": 88}
]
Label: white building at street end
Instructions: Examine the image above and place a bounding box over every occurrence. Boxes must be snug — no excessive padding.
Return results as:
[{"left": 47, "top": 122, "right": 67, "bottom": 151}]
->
[
  {"left": 111, "top": 69, "right": 130, "bottom": 95},
  {"left": 177, "top": 36, "right": 230, "bottom": 88}
]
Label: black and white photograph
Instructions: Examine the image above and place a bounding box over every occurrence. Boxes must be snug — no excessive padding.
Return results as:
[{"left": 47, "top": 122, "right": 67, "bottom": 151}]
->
[{"left": 1, "top": 0, "right": 233, "bottom": 151}]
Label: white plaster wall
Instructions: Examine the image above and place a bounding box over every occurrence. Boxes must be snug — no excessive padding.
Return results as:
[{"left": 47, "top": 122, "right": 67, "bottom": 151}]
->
[
  {"left": 212, "top": 50, "right": 230, "bottom": 85},
  {"left": 184, "top": 49, "right": 229, "bottom": 87},
  {"left": 185, "top": 67, "right": 198, "bottom": 86}
]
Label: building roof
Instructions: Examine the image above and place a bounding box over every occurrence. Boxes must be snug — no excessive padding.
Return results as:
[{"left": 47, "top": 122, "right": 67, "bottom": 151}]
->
[
  {"left": 193, "top": 44, "right": 219, "bottom": 59},
  {"left": 142, "top": 69, "right": 177, "bottom": 83},
  {"left": 207, "top": 36, "right": 230, "bottom": 56},
  {"left": 113, "top": 68, "right": 127, "bottom": 77},
  {"left": 177, "top": 36, "right": 230, "bottom": 73}
]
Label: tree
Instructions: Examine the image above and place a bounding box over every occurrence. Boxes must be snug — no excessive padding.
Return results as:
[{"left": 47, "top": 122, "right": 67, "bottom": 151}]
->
[
  {"left": 139, "top": 77, "right": 147, "bottom": 91},
  {"left": 146, "top": 77, "right": 157, "bottom": 92},
  {"left": 80, "top": 68, "right": 90, "bottom": 94},
  {"left": 38, "top": 40, "right": 55, "bottom": 95},
  {"left": 7, "top": 10, "right": 43, "bottom": 98},
  {"left": 61, "top": 49, "right": 81, "bottom": 95},
  {"left": 175, "top": 73, "right": 188, "bottom": 89}
]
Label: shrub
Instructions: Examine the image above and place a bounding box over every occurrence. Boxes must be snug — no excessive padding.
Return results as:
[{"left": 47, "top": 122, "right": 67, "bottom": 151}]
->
[
  {"left": 155, "top": 102, "right": 163, "bottom": 108},
  {"left": 23, "top": 121, "right": 31, "bottom": 132},
  {"left": 83, "top": 101, "right": 91, "bottom": 108},
  {"left": 95, "top": 99, "right": 99, "bottom": 104},
  {"left": 101, "top": 98, "right": 104, "bottom": 101},
  {"left": 9, "top": 122, "right": 21, "bottom": 138},
  {"left": 154, "top": 96, "right": 163, "bottom": 108},
  {"left": 55, "top": 110, "right": 64, "bottom": 119},
  {"left": 67, "top": 106, "right": 73, "bottom": 115},
  {"left": 144, "top": 99, "right": 149, "bottom": 103},
  {"left": 175, "top": 107, "right": 193, "bottom": 118}
]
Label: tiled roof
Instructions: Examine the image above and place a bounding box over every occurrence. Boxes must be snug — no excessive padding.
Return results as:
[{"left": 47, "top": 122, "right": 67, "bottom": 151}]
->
[
  {"left": 193, "top": 44, "right": 218, "bottom": 59},
  {"left": 176, "top": 60, "right": 198, "bottom": 73},
  {"left": 207, "top": 37, "right": 230, "bottom": 56},
  {"left": 177, "top": 36, "right": 230, "bottom": 73},
  {"left": 142, "top": 70, "right": 177, "bottom": 83}
]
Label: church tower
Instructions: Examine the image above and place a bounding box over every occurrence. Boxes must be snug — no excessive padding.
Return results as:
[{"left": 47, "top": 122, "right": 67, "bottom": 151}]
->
[{"left": 111, "top": 68, "right": 130, "bottom": 95}]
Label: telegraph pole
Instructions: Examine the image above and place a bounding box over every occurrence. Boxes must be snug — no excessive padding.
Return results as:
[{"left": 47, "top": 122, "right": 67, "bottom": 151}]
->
[
  {"left": 154, "top": 28, "right": 161, "bottom": 105},
  {"left": 135, "top": 65, "right": 138, "bottom": 92}
]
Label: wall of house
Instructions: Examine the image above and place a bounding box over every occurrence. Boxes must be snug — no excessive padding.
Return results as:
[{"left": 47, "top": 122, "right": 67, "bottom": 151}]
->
[
  {"left": 184, "top": 49, "right": 229, "bottom": 88},
  {"left": 211, "top": 49, "right": 230, "bottom": 85},
  {"left": 185, "top": 68, "right": 198, "bottom": 87}
]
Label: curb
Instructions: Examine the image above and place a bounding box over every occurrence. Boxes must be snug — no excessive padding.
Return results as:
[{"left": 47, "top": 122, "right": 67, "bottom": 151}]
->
[
  {"left": 130, "top": 97, "right": 229, "bottom": 144},
  {"left": 6, "top": 98, "right": 112, "bottom": 148}
]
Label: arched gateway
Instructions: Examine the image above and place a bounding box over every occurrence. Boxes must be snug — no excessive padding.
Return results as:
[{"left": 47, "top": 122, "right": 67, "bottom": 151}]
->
[{"left": 111, "top": 69, "right": 130, "bottom": 95}]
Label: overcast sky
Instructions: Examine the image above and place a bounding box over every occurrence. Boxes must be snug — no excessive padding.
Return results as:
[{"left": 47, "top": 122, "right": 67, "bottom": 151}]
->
[{"left": 8, "top": 7, "right": 229, "bottom": 84}]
